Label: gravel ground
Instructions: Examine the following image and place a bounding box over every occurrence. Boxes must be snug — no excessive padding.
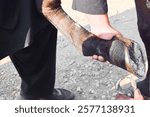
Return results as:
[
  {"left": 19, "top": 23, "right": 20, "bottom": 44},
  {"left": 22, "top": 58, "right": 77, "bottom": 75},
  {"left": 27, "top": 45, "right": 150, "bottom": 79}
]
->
[{"left": 0, "top": 0, "right": 145, "bottom": 100}]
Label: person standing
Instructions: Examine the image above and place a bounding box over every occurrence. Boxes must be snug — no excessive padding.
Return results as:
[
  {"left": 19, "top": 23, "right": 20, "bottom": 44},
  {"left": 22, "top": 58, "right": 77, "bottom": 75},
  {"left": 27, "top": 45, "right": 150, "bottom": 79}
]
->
[{"left": 0, "top": 0, "right": 74, "bottom": 100}]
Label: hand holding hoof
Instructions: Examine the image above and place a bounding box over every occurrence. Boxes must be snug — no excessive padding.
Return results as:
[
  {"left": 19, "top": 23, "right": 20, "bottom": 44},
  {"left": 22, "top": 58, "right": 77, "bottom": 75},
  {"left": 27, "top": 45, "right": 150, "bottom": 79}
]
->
[
  {"left": 41, "top": 0, "right": 147, "bottom": 79},
  {"left": 42, "top": 0, "right": 148, "bottom": 95},
  {"left": 82, "top": 34, "right": 148, "bottom": 80}
]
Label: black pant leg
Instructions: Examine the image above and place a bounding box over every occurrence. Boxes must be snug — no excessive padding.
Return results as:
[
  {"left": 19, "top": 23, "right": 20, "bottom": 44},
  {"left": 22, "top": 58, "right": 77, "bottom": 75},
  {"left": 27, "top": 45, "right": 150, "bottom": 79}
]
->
[
  {"left": 10, "top": 24, "right": 57, "bottom": 98},
  {"left": 135, "top": 0, "right": 150, "bottom": 96}
]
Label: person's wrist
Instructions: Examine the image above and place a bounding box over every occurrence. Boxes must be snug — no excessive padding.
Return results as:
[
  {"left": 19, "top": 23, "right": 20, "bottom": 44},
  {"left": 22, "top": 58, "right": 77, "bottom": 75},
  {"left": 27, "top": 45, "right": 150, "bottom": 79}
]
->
[{"left": 90, "top": 26, "right": 120, "bottom": 40}]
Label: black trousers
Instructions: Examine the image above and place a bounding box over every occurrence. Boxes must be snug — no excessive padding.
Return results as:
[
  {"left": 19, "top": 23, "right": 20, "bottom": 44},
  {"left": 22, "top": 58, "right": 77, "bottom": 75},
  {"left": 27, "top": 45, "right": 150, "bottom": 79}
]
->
[
  {"left": 135, "top": 0, "right": 150, "bottom": 96},
  {"left": 10, "top": 24, "right": 57, "bottom": 98}
]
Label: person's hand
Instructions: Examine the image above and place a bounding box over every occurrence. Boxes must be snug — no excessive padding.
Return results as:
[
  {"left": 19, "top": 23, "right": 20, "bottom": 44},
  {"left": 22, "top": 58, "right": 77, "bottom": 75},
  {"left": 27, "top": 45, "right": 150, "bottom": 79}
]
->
[
  {"left": 116, "top": 88, "right": 144, "bottom": 100},
  {"left": 86, "top": 14, "right": 121, "bottom": 62},
  {"left": 90, "top": 27, "right": 120, "bottom": 62},
  {"left": 91, "top": 26, "right": 120, "bottom": 40}
]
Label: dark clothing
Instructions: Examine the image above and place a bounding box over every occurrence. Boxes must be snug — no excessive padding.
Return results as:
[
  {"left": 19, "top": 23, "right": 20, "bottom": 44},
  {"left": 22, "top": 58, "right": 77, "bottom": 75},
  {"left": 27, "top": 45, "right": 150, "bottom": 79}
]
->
[
  {"left": 72, "top": 0, "right": 108, "bottom": 14},
  {"left": 135, "top": 0, "right": 150, "bottom": 96},
  {"left": 0, "top": 0, "right": 49, "bottom": 59},
  {"left": 0, "top": 0, "right": 57, "bottom": 97},
  {"left": 10, "top": 25, "right": 57, "bottom": 98}
]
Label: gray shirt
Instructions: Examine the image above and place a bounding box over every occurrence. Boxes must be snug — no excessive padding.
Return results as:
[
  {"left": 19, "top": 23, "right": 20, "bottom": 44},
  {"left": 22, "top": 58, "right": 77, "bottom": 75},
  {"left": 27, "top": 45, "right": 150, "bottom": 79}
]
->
[{"left": 72, "top": 0, "right": 108, "bottom": 14}]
